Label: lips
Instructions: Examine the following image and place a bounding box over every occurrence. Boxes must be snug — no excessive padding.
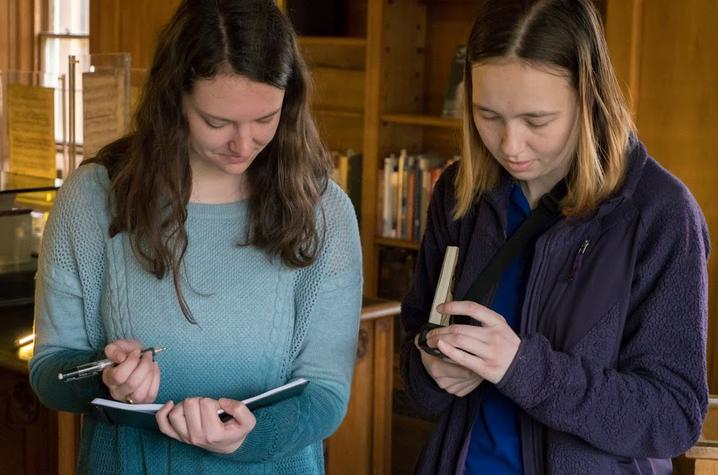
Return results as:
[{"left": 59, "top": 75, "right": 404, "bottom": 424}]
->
[
  {"left": 219, "top": 153, "right": 249, "bottom": 164},
  {"left": 504, "top": 160, "right": 533, "bottom": 173}
]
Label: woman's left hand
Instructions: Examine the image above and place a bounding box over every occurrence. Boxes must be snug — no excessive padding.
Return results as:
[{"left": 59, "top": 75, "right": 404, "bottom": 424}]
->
[
  {"left": 426, "top": 300, "right": 521, "bottom": 384},
  {"left": 156, "top": 397, "right": 256, "bottom": 454}
]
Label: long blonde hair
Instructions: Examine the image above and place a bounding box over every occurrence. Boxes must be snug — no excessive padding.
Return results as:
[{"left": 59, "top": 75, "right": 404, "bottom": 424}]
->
[{"left": 454, "top": 0, "right": 635, "bottom": 219}]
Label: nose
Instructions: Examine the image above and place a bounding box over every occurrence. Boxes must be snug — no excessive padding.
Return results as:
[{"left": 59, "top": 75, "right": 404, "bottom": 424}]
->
[
  {"left": 499, "top": 122, "right": 524, "bottom": 158},
  {"left": 228, "top": 125, "right": 254, "bottom": 157}
]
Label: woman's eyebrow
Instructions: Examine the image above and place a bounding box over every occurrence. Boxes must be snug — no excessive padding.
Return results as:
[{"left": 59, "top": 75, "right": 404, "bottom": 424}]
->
[
  {"left": 474, "top": 104, "right": 559, "bottom": 118},
  {"left": 199, "top": 107, "right": 282, "bottom": 122}
]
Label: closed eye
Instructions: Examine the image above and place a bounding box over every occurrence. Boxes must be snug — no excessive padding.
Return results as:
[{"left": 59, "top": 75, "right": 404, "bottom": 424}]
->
[
  {"left": 204, "top": 118, "right": 227, "bottom": 129},
  {"left": 526, "top": 120, "right": 551, "bottom": 128}
]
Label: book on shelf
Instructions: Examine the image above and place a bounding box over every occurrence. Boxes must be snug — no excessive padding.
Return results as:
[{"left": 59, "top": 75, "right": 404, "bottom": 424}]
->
[
  {"left": 331, "top": 149, "right": 362, "bottom": 220},
  {"left": 90, "top": 378, "right": 309, "bottom": 432},
  {"left": 442, "top": 45, "right": 467, "bottom": 118},
  {"left": 377, "top": 152, "right": 457, "bottom": 242}
]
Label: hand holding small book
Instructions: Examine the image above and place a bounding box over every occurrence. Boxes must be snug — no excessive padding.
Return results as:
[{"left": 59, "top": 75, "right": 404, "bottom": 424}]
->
[
  {"left": 156, "top": 397, "right": 256, "bottom": 454},
  {"left": 415, "top": 332, "right": 483, "bottom": 397},
  {"left": 424, "top": 301, "right": 521, "bottom": 385}
]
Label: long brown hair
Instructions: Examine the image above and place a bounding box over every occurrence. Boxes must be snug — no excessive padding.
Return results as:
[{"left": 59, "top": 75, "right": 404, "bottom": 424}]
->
[
  {"left": 455, "top": 0, "right": 635, "bottom": 219},
  {"left": 87, "top": 0, "right": 332, "bottom": 323}
]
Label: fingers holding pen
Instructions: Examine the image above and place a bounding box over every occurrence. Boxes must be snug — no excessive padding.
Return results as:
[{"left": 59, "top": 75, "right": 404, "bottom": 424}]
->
[
  {"left": 104, "top": 339, "right": 143, "bottom": 363},
  {"left": 123, "top": 352, "right": 160, "bottom": 403},
  {"left": 101, "top": 339, "right": 161, "bottom": 404}
]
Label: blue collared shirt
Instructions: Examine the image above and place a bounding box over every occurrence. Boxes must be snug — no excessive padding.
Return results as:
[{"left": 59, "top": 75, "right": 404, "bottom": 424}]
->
[{"left": 465, "top": 183, "right": 531, "bottom": 475}]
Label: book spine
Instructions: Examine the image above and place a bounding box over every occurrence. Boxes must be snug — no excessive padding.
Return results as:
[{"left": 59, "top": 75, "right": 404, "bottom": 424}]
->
[{"left": 428, "top": 246, "right": 459, "bottom": 325}]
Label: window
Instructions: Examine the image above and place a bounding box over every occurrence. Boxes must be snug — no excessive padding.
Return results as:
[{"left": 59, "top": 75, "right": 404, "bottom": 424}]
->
[
  {"left": 37, "top": 0, "right": 89, "bottom": 153},
  {"left": 40, "top": 0, "right": 89, "bottom": 79}
]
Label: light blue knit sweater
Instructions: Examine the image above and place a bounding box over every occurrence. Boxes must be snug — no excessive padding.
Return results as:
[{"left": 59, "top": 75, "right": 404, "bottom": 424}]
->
[{"left": 29, "top": 163, "right": 363, "bottom": 474}]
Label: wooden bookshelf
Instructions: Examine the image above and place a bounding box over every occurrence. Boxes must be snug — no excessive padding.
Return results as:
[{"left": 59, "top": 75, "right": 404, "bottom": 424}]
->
[
  {"left": 360, "top": 1, "right": 475, "bottom": 299},
  {"left": 382, "top": 113, "right": 461, "bottom": 129},
  {"left": 376, "top": 237, "right": 421, "bottom": 251}
]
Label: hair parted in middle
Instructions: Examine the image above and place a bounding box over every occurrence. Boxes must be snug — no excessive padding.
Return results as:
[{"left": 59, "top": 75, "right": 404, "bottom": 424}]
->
[
  {"left": 454, "top": 0, "right": 635, "bottom": 219},
  {"left": 88, "top": 0, "right": 332, "bottom": 322}
]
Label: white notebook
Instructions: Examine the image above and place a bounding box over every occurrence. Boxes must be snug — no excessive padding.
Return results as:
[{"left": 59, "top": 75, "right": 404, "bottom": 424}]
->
[{"left": 90, "top": 378, "right": 309, "bottom": 431}]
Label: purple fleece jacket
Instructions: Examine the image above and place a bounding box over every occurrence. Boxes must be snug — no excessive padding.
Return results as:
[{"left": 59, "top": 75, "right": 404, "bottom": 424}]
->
[{"left": 400, "top": 138, "right": 710, "bottom": 474}]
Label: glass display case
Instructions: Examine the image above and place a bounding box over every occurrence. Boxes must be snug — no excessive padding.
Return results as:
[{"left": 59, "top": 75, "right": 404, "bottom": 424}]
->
[{"left": 0, "top": 172, "right": 61, "bottom": 306}]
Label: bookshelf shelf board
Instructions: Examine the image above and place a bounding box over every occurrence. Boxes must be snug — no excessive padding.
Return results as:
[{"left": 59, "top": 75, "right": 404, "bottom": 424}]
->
[
  {"left": 299, "top": 36, "right": 367, "bottom": 47},
  {"left": 299, "top": 36, "right": 366, "bottom": 70},
  {"left": 313, "top": 108, "right": 364, "bottom": 119},
  {"left": 375, "top": 237, "right": 421, "bottom": 251},
  {"left": 381, "top": 114, "right": 462, "bottom": 129}
]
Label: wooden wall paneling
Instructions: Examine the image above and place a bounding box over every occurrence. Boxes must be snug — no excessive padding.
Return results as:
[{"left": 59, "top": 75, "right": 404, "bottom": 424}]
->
[
  {"left": 314, "top": 111, "right": 364, "bottom": 152},
  {"left": 325, "top": 301, "right": 399, "bottom": 475},
  {"left": 326, "top": 318, "right": 374, "bottom": 474},
  {"left": 381, "top": 2, "right": 426, "bottom": 115},
  {"left": 423, "top": 2, "right": 478, "bottom": 116},
  {"left": 0, "top": 0, "right": 38, "bottom": 72},
  {"left": 605, "top": 0, "right": 643, "bottom": 115},
  {"left": 634, "top": 0, "right": 718, "bottom": 392},
  {"left": 57, "top": 412, "right": 80, "bottom": 475},
  {"left": 311, "top": 67, "right": 366, "bottom": 112},
  {"left": 89, "top": 0, "right": 121, "bottom": 58},
  {"left": 371, "top": 315, "right": 394, "bottom": 474},
  {"left": 300, "top": 37, "right": 366, "bottom": 70},
  {"left": 360, "top": 0, "right": 385, "bottom": 296},
  {"left": 90, "top": 0, "right": 179, "bottom": 69},
  {"left": 704, "top": 401, "right": 718, "bottom": 440},
  {"left": 607, "top": 0, "right": 718, "bottom": 391},
  {"left": 0, "top": 0, "right": 9, "bottom": 71},
  {"left": 0, "top": 368, "right": 58, "bottom": 475},
  {"left": 422, "top": 126, "right": 462, "bottom": 159}
]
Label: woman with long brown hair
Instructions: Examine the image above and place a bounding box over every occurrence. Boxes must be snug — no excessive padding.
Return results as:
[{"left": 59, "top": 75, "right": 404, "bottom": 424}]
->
[
  {"left": 29, "top": 0, "right": 362, "bottom": 473},
  {"left": 401, "top": 0, "right": 708, "bottom": 473}
]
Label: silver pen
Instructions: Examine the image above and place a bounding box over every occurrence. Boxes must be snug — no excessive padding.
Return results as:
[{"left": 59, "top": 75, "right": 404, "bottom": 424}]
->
[{"left": 58, "top": 347, "right": 166, "bottom": 382}]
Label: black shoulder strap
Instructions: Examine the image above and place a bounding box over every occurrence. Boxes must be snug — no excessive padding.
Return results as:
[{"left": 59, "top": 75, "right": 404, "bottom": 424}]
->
[
  {"left": 454, "top": 181, "right": 566, "bottom": 318},
  {"left": 418, "top": 181, "right": 566, "bottom": 356}
]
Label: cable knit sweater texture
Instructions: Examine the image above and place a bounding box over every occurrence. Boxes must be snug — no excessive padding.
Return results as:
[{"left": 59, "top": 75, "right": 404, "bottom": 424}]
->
[{"left": 29, "top": 163, "right": 363, "bottom": 474}]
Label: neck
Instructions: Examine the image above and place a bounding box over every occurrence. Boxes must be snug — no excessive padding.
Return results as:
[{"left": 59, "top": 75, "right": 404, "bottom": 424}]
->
[
  {"left": 190, "top": 171, "right": 248, "bottom": 204},
  {"left": 519, "top": 181, "right": 544, "bottom": 209},
  {"left": 519, "top": 178, "right": 562, "bottom": 210}
]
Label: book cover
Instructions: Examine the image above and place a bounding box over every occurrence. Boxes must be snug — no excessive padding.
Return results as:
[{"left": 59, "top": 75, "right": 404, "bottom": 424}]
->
[
  {"left": 90, "top": 378, "right": 309, "bottom": 431},
  {"left": 428, "top": 246, "right": 459, "bottom": 326}
]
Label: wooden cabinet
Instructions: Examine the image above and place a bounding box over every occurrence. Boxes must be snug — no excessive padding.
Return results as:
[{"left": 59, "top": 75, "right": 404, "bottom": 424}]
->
[
  {"left": 0, "top": 366, "right": 59, "bottom": 475},
  {"left": 325, "top": 298, "right": 399, "bottom": 475},
  {"left": 0, "top": 305, "right": 58, "bottom": 475}
]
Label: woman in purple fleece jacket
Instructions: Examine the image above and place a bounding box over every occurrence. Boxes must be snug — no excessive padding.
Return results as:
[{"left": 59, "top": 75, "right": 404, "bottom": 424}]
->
[{"left": 400, "top": 0, "right": 710, "bottom": 474}]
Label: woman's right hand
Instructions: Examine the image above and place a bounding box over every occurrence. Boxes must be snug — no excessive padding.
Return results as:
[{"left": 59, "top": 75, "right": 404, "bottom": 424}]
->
[
  {"left": 101, "top": 339, "right": 160, "bottom": 404},
  {"left": 414, "top": 335, "right": 483, "bottom": 397}
]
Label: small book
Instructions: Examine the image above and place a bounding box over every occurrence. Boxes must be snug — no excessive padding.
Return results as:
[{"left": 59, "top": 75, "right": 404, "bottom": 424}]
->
[
  {"left": 90, "top": 378, "right": 309, "bottom": 431},
  {"left": 428, "top": 246, "right": 459, "bottom": 326}
]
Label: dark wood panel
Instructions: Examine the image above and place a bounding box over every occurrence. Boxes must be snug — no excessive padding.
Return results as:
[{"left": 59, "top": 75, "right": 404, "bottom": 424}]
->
[
  {"left": 631, "top": 0, "right": 718, "bottom": 391},
  {"left": 90, "top": 0, "right": 179, "bottom": 69},
  {"left": 0, "top": 368, "right": 58, "bottom": 475}
]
